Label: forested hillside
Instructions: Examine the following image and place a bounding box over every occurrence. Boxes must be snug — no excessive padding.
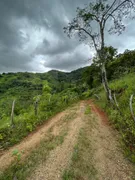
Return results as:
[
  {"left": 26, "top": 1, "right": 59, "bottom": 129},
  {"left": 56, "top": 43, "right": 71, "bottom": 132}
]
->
[
  {"left": 0, "top": 67, "right": 88, "bottom": 149},
  {"left": 84, "top": 49, "right": 135, "bottom": 89}
]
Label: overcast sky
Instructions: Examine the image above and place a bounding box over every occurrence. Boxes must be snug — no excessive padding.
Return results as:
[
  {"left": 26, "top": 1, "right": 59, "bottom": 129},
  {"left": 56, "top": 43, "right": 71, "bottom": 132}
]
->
[{"left": 0, "top": 0, "right": 135, "bottom": 73}]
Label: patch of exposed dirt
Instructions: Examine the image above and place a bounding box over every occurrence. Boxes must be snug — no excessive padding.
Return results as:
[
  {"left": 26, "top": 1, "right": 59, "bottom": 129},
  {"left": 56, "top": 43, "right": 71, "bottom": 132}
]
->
[
  {"left": 87, "top": 100, "right": 110, "bottom": 126},
  {"left": 88, "top": 101, "right": 134, "bottom": 180},
  {"left": 28, "top": 102, "right": 85, "bottom": 180},
  {"left": 50, "top": 107, "right": 79, "bottom": 136}
]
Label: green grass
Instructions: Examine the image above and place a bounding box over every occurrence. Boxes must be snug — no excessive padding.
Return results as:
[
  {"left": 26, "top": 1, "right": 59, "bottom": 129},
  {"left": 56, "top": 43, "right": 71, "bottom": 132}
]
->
[
  {"left": 0, "top": 70, "right": 82, "bottom": 149},
  {"left": 85, "top": 105, "right": 91, "bottom": 114},
  {"left": 62, "top": 112, "right": 97, "bottom": 180},
  {"left": 0, "top": 98, "right": 79, "bottom": 150},
  {"left": 0, "top": 118, "right": 10, "bottom": 129},
  {"left": 63, "top": 112, "right": 78, "bottom": 123}
]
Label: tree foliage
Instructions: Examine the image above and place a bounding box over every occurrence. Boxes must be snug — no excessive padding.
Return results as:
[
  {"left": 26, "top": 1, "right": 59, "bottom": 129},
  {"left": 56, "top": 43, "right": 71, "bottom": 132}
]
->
[{"left": 64, "top": 0, "right": 135, "bottom": 102}]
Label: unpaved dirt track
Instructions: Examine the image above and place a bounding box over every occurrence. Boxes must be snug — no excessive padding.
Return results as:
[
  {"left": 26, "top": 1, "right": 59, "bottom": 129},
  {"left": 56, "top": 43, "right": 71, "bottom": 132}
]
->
[
  {"left": 0, "top": 100, "right": 134, "bottom": 180},
  {"left": 28, "top": 102, "right": 85, "bottom": 180},
  {"left": 0, "top": 109, "right": 70, "bottom": 172},
  {"left": 88, "top": 100, "right": 134, "bottom": 180}
]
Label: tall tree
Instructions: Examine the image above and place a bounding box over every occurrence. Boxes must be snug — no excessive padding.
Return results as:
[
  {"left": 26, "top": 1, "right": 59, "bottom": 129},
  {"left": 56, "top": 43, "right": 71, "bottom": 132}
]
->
[{"left": 64, "top": 0, "right": 135, "bottom": 103}]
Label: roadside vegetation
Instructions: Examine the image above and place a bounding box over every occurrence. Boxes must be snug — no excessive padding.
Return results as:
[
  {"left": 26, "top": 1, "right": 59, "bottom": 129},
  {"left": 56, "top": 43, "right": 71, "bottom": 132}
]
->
[
  {"left": 94, "top": 73, "right": 135, "bottom": 162},
  {"left": 81, "top": 50, "right": 135, "bottom": 163}
]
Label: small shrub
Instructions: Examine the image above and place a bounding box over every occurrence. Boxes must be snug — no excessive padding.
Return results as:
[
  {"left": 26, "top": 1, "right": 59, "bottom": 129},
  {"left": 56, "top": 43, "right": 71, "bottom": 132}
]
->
[
  {"left": 85, "top": 106, "right": 91, "bottom": 114},
  {"left": 12, "top": 149, "right": 22, "bottom": 162},
  {"left": 0, "top": 133, "right": 3, "bottom": 140}
]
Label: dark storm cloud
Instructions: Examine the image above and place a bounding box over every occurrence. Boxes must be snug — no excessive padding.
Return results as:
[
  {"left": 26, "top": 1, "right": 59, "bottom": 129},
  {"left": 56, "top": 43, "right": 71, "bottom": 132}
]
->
[
  {"left": 44, "top": 44, "right": 92, "bottom": 71},
  {"left": 0, "top": 0, "right": 135, "bottom": 73},
  {"left": 35, "top": 38, "right": 78, "bottom": 56},
  {"left": 0, "top": 0, "right": 44, "bottom": 72},
  {"left": 44, "top": 53, "right": 88, "bottom": 71},
  {"left": 0, "top": 49, "right": 32, "bottom": 69},
  {"left": 0, "top": 0, "right": 91, "bottom": 72}
]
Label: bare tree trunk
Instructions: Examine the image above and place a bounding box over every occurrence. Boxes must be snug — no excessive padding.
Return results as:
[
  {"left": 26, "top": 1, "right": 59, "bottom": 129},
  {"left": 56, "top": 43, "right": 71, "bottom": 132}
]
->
[
  {"left": 11, "top": 100, "right": 15, "bottom": 126},
  {"left": 34, "top": 101, "right": 38, "bottom": 116},
  {"left": 94, "top": 94, "right": 100, "bottom": 100},
  {"left": 99, "top": 24, "right": 114, "bottom": 104},
  {"left": 113, "top": 93, "right": 122, "bottom": 114},
  {"left": 101, "top": 63, "right": 114, "bottom": 104},
  {"left": 130, "top": 94, "right": 135, "bottom": 123}
]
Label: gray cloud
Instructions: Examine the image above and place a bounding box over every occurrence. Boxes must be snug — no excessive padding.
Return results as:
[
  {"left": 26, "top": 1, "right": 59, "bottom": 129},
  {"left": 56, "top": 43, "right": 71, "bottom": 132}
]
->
[
  {"left": 0, "top": 47, "right": 33, "bottom": 72},
  {"left": 35, "top": 38, "right": 78, "bottom": 56},
  {"left": 44, "top": 44, "right": 92, "bottom": 71},
  {"left": 0, "top": 0, "right": 135, "bottom": 73}
]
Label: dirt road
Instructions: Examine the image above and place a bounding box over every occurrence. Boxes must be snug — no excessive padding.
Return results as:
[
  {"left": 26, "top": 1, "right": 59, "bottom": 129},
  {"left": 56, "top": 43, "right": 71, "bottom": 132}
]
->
[{"left": 0, "top": 101, "right": 134, "bottom": 180}]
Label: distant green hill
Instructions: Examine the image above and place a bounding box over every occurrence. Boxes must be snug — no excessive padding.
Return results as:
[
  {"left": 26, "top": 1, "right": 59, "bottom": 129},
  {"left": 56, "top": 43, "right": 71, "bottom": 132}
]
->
[
  {"left": 0, "top": 67, "right": 88, "bottom": 149},
  {"left": 0, "top": 67, "right": 87, "bottom": 97}
]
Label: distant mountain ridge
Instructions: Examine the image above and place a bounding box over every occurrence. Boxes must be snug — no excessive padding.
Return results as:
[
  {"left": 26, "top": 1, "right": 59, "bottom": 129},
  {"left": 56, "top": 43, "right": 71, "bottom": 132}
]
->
[{"left": 0, "top": 66, "right": 88, "bottom": 98}]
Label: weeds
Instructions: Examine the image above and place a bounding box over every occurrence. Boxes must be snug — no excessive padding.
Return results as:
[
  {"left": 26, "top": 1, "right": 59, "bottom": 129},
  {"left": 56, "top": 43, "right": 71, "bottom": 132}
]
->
[
  {"left": 85, "top": 105, "right": 91, "bottom": 114},
  {"left": 12, "top": 149, "right": 22, "bottom": 162}
]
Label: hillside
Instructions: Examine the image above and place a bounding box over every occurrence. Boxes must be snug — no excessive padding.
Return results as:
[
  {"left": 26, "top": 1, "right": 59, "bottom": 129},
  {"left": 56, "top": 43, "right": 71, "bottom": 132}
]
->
[
  {"left": 0, "top": 67, "right": 88, "bottom": 149},
  {"left": 0, "top": 66, "right": 86, "bottom": 94},
  {"left": 0, "top": 67, "right": 86, "bottom": 127}
]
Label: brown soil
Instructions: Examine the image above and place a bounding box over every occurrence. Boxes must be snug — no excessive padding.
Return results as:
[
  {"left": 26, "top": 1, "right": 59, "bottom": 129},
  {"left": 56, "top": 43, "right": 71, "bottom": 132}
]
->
[
  {"left": 28, "top": 102, "right": 85, "bottom": 180},
  {"left": 0, "top": 109, "right": 70, "bottom": 172},
  {"left": 88, "top": 101, "right": 134, "bottom": 180},
  {"left": 87, "top": 99, "right": 110, "bottom": 126}
]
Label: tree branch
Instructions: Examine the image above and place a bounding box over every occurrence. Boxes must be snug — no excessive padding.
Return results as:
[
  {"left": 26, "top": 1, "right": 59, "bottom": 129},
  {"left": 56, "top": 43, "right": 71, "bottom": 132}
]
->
[
  {"left": 92, "top": 14, "right": 100, "bottom": 22},
  {"left": 103, "top": 0, "right": 117, "bottom": 18},
  {"left": 105, "top": 0, "right": 133, "bottom": 21},
  {"left": 78, "top": 27, "right": 98, "bottom": 52},
  {"left": 130, "top": 94, "right": 135, "bottom": 123},
  {"left": 108, "top": 13, "right": 117, "bottom": 22}
]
